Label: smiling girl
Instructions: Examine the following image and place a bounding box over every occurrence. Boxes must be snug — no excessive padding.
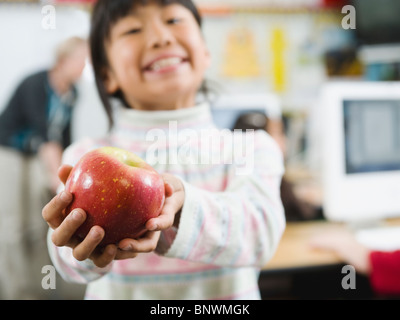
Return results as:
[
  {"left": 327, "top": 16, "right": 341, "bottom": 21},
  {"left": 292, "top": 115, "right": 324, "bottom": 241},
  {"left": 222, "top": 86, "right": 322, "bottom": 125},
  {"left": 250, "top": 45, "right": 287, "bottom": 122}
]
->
[{"left": 42, "top": 0, "right": 285, "bottom": 300}]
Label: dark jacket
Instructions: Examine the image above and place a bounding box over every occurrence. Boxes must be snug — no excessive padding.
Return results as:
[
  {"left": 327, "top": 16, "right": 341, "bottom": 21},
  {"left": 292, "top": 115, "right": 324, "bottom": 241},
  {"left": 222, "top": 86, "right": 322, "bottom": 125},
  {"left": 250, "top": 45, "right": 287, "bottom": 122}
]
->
[{"left": 0, "top": 70, "right": 76, "bottom": 154}]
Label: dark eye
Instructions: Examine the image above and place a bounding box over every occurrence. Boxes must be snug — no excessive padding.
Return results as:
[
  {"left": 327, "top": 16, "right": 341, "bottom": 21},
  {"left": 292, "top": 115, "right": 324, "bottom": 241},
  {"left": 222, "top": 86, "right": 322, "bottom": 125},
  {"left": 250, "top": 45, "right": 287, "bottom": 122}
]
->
[
  {"left": 166, "top": 18, "right": 181, "bottom": 25},
  {"left": 125, "top": 28, "right": 141, "bottom": 35}
]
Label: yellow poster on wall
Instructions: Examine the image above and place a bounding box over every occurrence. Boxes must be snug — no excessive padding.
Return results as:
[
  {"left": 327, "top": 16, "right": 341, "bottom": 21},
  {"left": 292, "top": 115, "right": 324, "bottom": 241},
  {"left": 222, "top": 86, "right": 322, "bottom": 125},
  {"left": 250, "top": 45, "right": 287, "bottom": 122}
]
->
[
  {"left": 221, "top": 26, "right": 261, "bottom": 78},
  {"left": 270, "top": 27, "right": 287, "bottom": 93}
]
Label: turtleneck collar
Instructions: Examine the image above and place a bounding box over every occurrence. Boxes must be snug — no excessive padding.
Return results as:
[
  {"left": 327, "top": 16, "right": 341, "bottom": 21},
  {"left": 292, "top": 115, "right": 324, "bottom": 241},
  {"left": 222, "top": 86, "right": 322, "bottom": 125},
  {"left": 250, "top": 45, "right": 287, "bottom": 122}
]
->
[{"left": 113, "top": 103, "right": 216, "bottom": 137}]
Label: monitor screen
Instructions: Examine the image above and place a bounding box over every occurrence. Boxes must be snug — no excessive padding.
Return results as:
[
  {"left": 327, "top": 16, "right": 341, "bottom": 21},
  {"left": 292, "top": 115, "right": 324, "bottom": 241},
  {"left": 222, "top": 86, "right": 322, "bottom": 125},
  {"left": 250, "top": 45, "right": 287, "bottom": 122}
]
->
[
  {"left": 351, "top": 0, "right": 400, "bottom": 45},
  {"left": 343, "top": 100, "right": 400, "bottom": 174}
]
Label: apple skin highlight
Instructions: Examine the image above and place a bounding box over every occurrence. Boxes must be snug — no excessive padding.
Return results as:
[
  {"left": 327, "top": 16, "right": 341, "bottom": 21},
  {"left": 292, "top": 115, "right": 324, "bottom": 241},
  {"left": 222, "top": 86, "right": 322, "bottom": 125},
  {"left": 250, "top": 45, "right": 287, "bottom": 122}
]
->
[{"left": 65, "top": 147, "right": 165, "bottom": 246}]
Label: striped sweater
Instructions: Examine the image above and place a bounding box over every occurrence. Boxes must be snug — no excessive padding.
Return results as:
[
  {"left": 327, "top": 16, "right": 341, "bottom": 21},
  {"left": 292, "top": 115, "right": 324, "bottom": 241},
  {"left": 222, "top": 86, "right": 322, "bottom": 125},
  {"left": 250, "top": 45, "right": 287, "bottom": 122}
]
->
[{"left": 48, "top": 103, "right": 285, "bottom": 300}]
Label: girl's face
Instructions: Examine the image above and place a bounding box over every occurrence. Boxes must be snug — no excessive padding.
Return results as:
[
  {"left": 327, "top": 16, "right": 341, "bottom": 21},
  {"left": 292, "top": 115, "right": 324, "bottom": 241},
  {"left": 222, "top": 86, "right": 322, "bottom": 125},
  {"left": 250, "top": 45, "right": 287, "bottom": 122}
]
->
[{"left": 104, "top": 3, "right": 210, "bottom": 111}]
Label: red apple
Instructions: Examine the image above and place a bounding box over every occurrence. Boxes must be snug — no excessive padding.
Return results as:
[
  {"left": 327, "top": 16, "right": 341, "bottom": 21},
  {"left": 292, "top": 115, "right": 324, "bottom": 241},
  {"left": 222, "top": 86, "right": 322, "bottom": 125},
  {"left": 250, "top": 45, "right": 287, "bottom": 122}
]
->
[{"left": 64, "top": 146, "right": 165, "bottom": 246}]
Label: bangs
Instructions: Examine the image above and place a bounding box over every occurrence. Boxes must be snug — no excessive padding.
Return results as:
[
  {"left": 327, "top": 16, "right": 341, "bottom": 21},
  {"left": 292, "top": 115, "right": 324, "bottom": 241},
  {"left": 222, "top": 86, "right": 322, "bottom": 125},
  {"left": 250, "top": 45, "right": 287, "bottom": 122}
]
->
[{"left": 95, "top": 0, "right": 202, "bottom": 41}]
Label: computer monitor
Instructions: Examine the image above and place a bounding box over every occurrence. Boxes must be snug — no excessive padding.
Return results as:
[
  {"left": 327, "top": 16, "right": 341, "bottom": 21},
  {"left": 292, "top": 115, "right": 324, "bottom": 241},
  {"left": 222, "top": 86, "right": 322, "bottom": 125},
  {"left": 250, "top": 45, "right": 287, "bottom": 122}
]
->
[
  {"left": 210, "top": 93, "right": 281, "bottom": 130},
  {"left": 350, "top": 0, "right": 400, "bottom": 46},
  {"left": 321, "top": 81, "right": 400, "bottom": 223}
]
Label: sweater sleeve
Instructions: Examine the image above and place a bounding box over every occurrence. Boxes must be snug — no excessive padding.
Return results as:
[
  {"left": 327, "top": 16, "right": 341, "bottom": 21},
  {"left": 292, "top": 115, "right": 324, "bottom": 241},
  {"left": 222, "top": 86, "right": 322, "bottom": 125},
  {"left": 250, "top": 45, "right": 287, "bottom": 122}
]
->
[
  {"left": 160, "top": 131, "right": 286, "bottom": 268},
  {"left": 369, "top": 250, "right": 400, "bottom": 295}
]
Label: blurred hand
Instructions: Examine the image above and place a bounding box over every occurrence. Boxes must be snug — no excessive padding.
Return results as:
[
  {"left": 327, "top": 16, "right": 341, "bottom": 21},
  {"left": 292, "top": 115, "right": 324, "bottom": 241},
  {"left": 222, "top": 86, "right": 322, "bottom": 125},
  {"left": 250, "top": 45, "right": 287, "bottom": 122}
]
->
[{"left": 309, "top": 230, "right": 372, "bottom": 274}]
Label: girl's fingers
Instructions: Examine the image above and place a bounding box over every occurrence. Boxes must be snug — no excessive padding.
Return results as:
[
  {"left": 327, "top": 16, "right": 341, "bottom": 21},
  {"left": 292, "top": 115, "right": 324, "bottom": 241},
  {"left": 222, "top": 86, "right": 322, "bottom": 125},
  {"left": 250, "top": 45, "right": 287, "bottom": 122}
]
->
[
  {"left": 42, "top": 191, "right": 73, "bottom": 229},
  {"left": 58, "top": 164, "right": 73, "bottom": 185},
  {"left": 42, "top": 165, "right": 74, "bottom": 229},
  {"left": 51, "top": 209, "right": 86, "bottom": 247},
  {"left": 91, "top": 245, "right": 119, "bottom": 268},
  {"left": 118, "top": 231, "right": 160, "bottom": 253},
  {"left": 72, "top": 226, "right": 106, "bottom": 262},
  {"left": 146, "top": 190, "right": 184, "bottom": 231},
  {"left": 146, "top": 205, "right": 175, "bottom": 231},
  {"left": 113, "top": 249, "right": 139, "bottom": 261},
  {"left": 164, "top": 182, "right": 174, "bottom": 198}
]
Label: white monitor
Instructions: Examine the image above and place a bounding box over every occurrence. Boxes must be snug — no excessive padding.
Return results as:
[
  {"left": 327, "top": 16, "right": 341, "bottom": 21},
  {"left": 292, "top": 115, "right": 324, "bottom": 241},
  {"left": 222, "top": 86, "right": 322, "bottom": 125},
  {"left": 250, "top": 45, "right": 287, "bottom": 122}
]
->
[{"left": 321, "top": 81, "right": 400, "bottom": 223}]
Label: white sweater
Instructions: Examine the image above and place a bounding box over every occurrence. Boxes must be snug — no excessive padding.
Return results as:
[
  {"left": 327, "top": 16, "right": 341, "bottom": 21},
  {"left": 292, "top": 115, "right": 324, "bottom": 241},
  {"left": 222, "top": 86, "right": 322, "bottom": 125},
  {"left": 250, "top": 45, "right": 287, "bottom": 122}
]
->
[{"left": 48, "top": 103, "right": 285, "bottom": 299}]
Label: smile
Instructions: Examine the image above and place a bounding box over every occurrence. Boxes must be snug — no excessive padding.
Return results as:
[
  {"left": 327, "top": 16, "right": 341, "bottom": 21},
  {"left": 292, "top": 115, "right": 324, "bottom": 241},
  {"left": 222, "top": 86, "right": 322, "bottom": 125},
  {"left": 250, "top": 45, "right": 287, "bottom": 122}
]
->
[{"left": 145, "top": 57, "right": 187, "bottom": 72}]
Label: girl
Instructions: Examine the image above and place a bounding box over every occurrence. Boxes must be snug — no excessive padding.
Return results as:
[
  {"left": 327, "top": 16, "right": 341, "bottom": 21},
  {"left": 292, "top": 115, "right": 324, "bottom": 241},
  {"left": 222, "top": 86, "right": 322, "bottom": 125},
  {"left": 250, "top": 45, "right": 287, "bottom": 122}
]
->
[{"left": 42, "top": 0, "right": 285, "bottom": 300}]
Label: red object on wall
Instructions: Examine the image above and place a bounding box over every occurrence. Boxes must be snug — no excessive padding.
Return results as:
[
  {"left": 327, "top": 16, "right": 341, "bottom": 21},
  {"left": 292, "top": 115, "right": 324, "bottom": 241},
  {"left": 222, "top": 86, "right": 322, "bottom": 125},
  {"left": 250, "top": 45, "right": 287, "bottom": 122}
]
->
[{"left": 322, "top": 0, "right": 349, "bottom": 8}]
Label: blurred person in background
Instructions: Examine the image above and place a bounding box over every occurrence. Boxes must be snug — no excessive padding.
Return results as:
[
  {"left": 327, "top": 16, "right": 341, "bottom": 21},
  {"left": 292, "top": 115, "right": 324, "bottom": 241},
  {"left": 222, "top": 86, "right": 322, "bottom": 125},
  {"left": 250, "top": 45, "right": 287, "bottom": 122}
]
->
[
  {"left": 311, "top": 230, "right": 400, "bottom": 297},
  {"left": 233, "top": 112, "right": 318, "bottom": 222},
  {"left": 0, "top": 36, "right": 87, "bottom": 299},
  {"left": 0, "top": 36, "right": 87, "bottom": 193}
]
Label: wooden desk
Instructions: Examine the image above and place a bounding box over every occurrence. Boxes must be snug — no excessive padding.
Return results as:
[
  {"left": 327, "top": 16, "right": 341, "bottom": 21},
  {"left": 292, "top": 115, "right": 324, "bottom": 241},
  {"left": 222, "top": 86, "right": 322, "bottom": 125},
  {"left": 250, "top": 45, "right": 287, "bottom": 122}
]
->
[{"left": 263, "top": 218, "right": 400, "bottom": 271}]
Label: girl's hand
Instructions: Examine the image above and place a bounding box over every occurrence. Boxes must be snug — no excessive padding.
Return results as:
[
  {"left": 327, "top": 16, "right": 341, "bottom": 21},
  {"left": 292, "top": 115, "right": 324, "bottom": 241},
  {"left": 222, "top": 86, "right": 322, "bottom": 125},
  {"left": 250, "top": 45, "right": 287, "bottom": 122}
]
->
[
  {"left": 117, "top": 173, "right": 185, "bottom": 252},
  {"left": 43, "top": 166, "right": 185, "bottom": 267},
  {"left": 42, "top": 165, "right": 120, "bottom": 268}
]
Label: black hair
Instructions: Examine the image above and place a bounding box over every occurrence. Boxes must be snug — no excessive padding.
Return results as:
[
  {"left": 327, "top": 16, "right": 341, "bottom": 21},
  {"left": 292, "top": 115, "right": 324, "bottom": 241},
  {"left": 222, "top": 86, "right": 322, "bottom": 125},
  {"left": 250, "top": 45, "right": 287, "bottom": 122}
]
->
[
  {"left": 232, "top": 112, "right": 268, "bottom": 132},
  {"left": 90, "top": 0, "right": 205, "bottom": 129}
]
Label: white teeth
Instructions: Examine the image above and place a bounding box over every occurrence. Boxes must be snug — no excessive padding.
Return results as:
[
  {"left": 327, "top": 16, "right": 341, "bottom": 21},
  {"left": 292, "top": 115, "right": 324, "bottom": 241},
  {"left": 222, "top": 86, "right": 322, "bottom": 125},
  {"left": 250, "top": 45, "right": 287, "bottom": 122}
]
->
[{"left": 149, "top": 57, "right": 182, "bottom": 71}]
